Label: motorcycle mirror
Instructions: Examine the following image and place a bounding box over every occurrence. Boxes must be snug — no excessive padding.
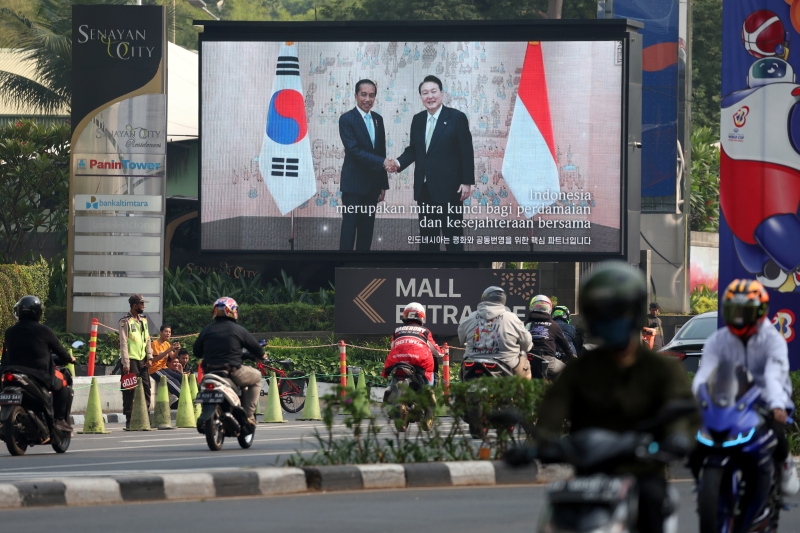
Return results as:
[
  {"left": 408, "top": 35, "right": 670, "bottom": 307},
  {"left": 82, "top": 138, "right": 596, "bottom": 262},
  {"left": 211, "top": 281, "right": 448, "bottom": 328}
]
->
[
  {"left": 636, "top": 399, "right": 698, "bottom": 433},
  {"left": 504, "top": 446, "right": 537, "bottom": 467},
  {"left": 71, "top": 340, "right": 85, "bottom": 349}
]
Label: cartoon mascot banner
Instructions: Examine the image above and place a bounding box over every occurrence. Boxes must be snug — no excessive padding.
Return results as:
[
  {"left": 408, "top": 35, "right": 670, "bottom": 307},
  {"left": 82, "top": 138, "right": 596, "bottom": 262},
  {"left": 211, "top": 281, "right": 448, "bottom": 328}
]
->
[{"left": 721, "top": 0, "right": 800, "bottom": 366}]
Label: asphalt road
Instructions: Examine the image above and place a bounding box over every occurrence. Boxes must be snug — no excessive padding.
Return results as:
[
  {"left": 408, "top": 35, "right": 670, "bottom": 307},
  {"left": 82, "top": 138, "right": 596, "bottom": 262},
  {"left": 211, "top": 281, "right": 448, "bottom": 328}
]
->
[
  {"left": 0, "top": 413, "right": 461, "bottom": 480},
  {"left": 5, "top": 482, "right": 798, "bottom": 533},
  {"left": 0, "top": 483, "right": 681, "bottom": 533}
]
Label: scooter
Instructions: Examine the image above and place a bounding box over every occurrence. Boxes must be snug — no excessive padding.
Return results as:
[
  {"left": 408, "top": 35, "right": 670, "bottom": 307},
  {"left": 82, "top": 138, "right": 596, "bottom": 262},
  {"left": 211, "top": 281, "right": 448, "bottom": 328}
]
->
[
  {"left": 460, "top": 356, "right": 515, "bottom": 438},
  {"left": 504, "top": 400, "right": 697, "bottom": 533},
  {"left": 0, "top": 363, "right": 73, "bottom": 456},
  {"left": 196, "top": 370, "right": 255, "bottom": 451},
  {"left": 695, "top": 361, "right": 786, "bottom": 533},
  {"left": 383, "top": 363, "right": 435, "bottom": 432}
]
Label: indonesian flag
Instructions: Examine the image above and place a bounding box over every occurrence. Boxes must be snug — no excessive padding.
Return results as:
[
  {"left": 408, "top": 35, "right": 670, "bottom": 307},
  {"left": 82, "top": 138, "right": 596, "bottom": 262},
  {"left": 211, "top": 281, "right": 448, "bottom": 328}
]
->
[
  {"left": 259, "top": 42, "right": 316, "bottom": 215},
  {"left": 502, "top": 42, "right": 561, "bottom": 217}
]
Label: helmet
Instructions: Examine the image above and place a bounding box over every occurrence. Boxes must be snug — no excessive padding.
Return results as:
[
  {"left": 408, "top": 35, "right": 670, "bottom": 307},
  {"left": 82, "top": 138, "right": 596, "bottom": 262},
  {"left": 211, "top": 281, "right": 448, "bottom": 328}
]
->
[
  {"left": 481, "top": 286, "right": 506, "bottom": 305},
  {"left": 14, "top": 295, "right": 42, "bottom": 322},
  {"left": 722, "top": 279, "right": 769, "bottom": 338},
  {"left": 579, "top": 262, "right": 647, "bottom": 350},
  {"left": 552, "top": 305, "right": 571, "bottom": 322},
  {"left": 529, "top": 295, "right": 553, "bottom": 315},
  {"left": 212, "top": 297, "right": 239, "bottom": 321},
  {"left": 402, "top": 302, "right": 426, "bottom": 325}
]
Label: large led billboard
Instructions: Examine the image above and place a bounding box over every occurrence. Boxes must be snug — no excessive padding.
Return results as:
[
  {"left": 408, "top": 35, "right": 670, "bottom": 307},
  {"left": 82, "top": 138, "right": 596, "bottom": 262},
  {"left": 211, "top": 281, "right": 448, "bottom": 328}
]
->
[{"left": 199, "top": 21, "right": 642, "bottom": 260}]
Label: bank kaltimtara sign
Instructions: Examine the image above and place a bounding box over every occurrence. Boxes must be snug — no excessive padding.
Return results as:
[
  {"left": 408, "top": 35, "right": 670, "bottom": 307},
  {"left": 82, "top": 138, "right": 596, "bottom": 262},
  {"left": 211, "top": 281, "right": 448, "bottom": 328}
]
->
[
  {"left": 335, "top": 268, "right": 539, "bottom": 336},
  {"left": 68, "top": 5, "right": 167, "bottom": 334}
]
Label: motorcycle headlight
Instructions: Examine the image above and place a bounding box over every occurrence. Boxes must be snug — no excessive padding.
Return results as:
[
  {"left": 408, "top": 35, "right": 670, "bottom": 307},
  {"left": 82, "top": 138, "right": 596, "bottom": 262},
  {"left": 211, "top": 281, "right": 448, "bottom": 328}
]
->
[{"left": 696, "top": 428, "right": 714, "bottom": 447}]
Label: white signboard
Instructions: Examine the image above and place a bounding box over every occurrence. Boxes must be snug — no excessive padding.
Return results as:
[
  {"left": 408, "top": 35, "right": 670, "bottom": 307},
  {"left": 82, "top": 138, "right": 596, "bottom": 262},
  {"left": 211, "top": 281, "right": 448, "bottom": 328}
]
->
[{"left": 75, "top": 194, "right": 163, "bottom": 212}]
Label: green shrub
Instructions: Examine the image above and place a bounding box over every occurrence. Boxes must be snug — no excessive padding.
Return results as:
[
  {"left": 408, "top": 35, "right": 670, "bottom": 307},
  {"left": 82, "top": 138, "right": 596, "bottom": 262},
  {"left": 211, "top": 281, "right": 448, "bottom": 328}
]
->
[
  {"left": 162, "top": 303, "right": 334, "bottom": 334},
  {"left": 691, "top": 285, "right": 718, "bottom": 315},
  {"left": 0, "top": 258, "right": 50, "bottom": 339}
]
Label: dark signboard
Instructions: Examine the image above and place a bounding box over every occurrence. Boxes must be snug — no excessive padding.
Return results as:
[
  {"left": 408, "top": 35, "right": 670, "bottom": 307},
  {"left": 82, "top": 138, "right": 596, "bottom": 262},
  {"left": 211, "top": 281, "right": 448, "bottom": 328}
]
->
[
  {"left": 335, "top": 268, "right": 538, "bottom": 335},
  {"left": 71, "top": 5, "right": 165, "bottom": 134}
]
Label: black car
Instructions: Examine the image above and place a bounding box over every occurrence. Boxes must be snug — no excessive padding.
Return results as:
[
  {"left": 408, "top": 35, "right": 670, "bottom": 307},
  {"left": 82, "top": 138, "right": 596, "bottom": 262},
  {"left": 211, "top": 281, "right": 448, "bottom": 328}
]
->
[{"left": 659, "top": 311, "right": 718, "bottom": 372}]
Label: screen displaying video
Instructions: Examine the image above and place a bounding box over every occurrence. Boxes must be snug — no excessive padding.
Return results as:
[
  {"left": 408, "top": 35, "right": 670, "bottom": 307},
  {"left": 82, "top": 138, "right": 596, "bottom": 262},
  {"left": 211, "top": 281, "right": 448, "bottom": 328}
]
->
[{"left": 201, "top": 39, "right": 624, "bottom": 253}]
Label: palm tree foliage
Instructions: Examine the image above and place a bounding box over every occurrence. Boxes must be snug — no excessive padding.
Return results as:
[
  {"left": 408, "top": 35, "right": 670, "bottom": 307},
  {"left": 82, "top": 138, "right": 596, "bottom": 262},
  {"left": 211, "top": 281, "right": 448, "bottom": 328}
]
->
[{"left": 0, "top": 0, "right": 128, "bottom": 115}]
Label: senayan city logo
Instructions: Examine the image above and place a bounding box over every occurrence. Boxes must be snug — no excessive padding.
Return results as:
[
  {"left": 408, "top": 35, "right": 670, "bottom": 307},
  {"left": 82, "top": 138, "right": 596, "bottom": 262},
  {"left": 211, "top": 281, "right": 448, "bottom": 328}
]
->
[{"left": 76, "top": 25, "right": 156, "bottom": 60}]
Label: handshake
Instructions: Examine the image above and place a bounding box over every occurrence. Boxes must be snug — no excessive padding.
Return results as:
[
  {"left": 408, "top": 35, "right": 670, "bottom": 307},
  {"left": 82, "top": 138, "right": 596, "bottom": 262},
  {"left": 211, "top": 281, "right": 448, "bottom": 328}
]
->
[{"left": 383, "top": 158, "right": 401, "bottom": 173}]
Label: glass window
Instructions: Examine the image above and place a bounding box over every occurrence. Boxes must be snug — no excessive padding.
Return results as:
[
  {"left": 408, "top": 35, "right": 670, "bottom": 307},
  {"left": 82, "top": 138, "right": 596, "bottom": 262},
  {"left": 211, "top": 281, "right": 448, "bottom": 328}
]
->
[{"left": 675, "top": 316, "right": 717, "bottom": 341}]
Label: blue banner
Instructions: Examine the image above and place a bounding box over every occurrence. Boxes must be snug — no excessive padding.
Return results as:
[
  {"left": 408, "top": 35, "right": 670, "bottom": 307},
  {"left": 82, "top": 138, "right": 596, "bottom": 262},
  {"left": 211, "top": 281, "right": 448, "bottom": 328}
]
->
[
  {"left": 720, "top": 0, "right": 800, "bottom": 366},
  {"left": 613, "top": 0, "right": 680, "bottom": 201}
]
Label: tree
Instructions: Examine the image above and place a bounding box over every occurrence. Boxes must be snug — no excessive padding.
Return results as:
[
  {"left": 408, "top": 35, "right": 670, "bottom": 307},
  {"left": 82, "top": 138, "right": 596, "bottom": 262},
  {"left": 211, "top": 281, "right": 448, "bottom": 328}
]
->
[
  {"left": 0, "top": 0, "right": 127, "bottom": 115},
  {"left": 691, "top": 0, "right": 722, "bottom": 130},
  {"left": 319, "top": 0, "right": 597, "bottom": 21},
  {"left": 0, "top": 119, "right": 70, "bottom": 263},
  {"left": 689, "top": 126, "right": 720, "bottom": 232}
]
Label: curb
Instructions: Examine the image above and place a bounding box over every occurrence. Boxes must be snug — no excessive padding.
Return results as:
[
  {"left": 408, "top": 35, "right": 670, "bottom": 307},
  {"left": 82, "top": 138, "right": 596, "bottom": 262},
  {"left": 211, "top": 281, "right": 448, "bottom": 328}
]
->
[
  {"left": 69, "top": 413, "right": 126, "bottom": 425},
  {"left": 0, "top": 462, "right": 539, "bottom": 510}
]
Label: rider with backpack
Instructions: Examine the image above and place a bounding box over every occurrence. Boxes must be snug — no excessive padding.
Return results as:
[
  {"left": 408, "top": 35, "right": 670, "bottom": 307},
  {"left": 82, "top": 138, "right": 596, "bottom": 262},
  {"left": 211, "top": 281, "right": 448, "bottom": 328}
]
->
[{"left": 525, "top": 295, "right": 576, "bottom": 379}]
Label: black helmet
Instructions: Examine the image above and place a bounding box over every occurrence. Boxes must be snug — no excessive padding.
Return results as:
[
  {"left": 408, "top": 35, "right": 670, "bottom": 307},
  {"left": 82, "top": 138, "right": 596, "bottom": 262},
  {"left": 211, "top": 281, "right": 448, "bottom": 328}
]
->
[
  {"left": 14, "top": 295, "right": 43, "bottom": 322},
  {"left": 579, "top": 262, "right": 647, "bottom": 350},
  {"left": 481, "top": 286, "right": 506, "bottom": 305}
]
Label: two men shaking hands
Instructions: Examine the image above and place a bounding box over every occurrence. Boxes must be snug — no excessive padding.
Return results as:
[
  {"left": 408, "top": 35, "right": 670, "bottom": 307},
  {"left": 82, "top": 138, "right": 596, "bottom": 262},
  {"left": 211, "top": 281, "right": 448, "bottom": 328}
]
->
[{"left": 339, "top": 74, "right": 475, "bottom": 252}]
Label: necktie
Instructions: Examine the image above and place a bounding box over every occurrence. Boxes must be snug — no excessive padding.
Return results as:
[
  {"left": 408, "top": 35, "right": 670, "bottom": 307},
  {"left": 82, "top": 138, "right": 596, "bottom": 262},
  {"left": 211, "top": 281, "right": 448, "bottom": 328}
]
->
[
  {"left": 425, "top": 115, "right": 435, "bottom": 151},
  {"left": 365, "top": 113, "right": 375, "bottom": 147}
]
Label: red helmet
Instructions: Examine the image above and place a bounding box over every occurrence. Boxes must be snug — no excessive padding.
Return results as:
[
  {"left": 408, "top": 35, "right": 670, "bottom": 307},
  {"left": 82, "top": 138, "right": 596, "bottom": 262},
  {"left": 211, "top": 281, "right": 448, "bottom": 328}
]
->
[
  {"left": 722, "top": 279, "right": 768, "bottom": 338},
  {"left": 212, "top": 297, "right": 239, "bottom": 321},
  {"left": 402, "top": 302, "right": 426, "bottom": 325}
]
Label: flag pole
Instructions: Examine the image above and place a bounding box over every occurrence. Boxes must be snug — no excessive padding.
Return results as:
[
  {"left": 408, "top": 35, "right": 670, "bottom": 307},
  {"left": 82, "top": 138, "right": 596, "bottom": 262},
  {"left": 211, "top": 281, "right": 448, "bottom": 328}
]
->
[{"left": 289, "top": 210, "right": 295, "bottom": 250}]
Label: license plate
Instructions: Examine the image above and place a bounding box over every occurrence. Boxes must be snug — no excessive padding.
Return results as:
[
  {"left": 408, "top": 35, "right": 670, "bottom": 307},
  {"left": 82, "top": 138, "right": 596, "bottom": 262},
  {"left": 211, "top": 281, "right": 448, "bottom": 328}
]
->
[
  {"left": 0, "top": 392, "right": 22, "bottom": 405},
  {"left": 196, "top": 391, "right": 224, "bottom": 404}
]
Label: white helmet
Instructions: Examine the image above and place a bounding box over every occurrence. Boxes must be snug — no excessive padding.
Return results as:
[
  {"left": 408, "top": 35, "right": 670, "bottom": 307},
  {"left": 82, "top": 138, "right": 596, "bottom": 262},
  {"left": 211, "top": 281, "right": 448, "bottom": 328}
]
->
[
  {"left": 402, "top": 302, "right": 426, "bottom": 325},
  {"left": 529, "top": 295, "right": 553, "bottom": 315}
]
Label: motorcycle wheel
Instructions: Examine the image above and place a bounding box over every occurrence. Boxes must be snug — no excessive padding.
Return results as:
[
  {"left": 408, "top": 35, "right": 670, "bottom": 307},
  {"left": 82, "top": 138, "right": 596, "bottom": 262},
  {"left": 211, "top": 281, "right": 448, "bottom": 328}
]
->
[
  {"left": 3, "top": 406, "right": 28, "bottom": 456},
  {"left": 51, "top": 429, "right": 71, "bottom": 454},
  {"left": 386, "top": 383, "right": 409, "bottom": 432},
  {"left": 237, "top": 424, "right": 255, "bottom": 449},
  {"left": 699, "top": 466, "right": 736, "bottom": 533},
  {"left": 204, "top": 406, "right": 225, "bottom": 451},
  {"left": 279, "top": 371, "right": 307, "bottom": 413}
]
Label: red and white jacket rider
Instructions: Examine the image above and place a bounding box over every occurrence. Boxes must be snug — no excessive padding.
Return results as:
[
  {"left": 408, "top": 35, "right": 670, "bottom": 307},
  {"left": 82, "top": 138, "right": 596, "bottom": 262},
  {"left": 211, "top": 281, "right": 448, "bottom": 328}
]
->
[{"left": 382, "top": 324, "right": 440, "bottom": 385}]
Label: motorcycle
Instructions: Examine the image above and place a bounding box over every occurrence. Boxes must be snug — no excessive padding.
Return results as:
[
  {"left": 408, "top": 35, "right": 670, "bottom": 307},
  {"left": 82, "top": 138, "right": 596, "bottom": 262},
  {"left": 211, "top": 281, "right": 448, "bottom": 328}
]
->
[
  {"left": 460, "top": 356, "right": 515, "bottom": 438},
  {"left": 504, "top": 400, "right": 696, "bottom": 533},
  {"left": 0, "top": 362, "right": 73, "bottom": 456},
  {"left": 383, "top": 363, "right": 435, "bottom": 432},
  {"left": 695, "top": 361, "right": 785, "bottom": 533},
  {"left": 195, "top": 370, "right": 255, "bottom": 451}
]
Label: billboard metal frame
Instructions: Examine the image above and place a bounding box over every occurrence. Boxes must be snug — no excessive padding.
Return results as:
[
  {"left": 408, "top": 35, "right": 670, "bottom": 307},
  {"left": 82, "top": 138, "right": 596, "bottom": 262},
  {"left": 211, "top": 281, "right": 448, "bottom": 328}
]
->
[{"left": 196, "top": 19, "right": 643, "bottom": 263}]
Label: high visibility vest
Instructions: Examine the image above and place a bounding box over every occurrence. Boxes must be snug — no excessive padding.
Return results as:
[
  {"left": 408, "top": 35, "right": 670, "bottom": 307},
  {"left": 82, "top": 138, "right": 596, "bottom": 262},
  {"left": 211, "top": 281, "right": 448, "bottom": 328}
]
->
[{"left": 126, "top": 318, "right": 150, "bottom": 361}]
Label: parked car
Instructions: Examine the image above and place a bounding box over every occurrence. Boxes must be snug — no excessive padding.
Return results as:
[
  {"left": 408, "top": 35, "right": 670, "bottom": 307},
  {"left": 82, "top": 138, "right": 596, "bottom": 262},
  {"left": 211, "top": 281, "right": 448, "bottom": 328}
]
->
[{"left": 659, "top": 311, "right": 718, "bottom": 372}]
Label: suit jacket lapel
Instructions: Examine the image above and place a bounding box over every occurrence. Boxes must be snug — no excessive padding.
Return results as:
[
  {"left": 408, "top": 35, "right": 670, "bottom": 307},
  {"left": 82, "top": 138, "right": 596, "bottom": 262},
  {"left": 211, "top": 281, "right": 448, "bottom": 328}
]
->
[{"left": 426, "top": 106, "right": 447, "bottom": 152}]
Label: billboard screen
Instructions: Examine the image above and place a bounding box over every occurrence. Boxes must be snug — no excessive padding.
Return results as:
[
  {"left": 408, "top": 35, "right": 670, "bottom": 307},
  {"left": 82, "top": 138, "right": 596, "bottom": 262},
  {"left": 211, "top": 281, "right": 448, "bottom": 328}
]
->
[{"left": 199, "top": 22, "right": 639, "bottom": 259}]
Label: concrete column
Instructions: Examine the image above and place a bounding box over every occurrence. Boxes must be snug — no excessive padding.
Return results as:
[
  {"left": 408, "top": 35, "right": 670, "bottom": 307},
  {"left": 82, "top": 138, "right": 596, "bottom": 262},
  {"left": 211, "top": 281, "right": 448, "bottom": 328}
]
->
[{"left": 538, "top": 262, "right": 580, "bottom": 313}]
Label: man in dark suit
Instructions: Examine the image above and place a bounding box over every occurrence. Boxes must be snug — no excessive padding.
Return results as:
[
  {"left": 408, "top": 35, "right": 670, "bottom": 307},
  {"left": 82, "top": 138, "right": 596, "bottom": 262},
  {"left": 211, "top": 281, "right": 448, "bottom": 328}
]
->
[
  {"left": 338, "top": 79, "right": 391, "bottom": 251},
  {"left": 390, "top": 75, "right": 474, "bottom": 252}
]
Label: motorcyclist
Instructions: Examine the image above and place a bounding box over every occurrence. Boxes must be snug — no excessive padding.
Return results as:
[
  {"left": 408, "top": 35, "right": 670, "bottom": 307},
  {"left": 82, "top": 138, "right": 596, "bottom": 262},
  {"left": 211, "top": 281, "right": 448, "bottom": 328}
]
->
[
  {"left": 382, "top": 303, "right": 440, "bottom": 385},
  {"left": 536, "top": 262, "right": 699, "bottom": 533},
  {"left": 525, "top": 295, "right": 576, "bottom": 378},
  {"left": 691, "top": 279, "right": 800, "bottom": 495},
  {"left": 192, "top": 297, "right": 265, "bottom": 428},
  {"left": 0, "top": 296, "right": 76, "bottom": 433},
  {"left": 551, "top": 305, "right": 581, "bottom": 355},
  {"left": 458, "top": 286, "right": 533, "bottom": 378}
]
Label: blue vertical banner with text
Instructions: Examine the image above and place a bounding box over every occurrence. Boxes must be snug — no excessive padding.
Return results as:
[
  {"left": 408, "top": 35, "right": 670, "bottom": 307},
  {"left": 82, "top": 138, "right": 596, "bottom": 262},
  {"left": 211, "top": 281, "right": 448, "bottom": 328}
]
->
[{"left": 720, "top": 0, "right": 800, "bottom": 367}]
